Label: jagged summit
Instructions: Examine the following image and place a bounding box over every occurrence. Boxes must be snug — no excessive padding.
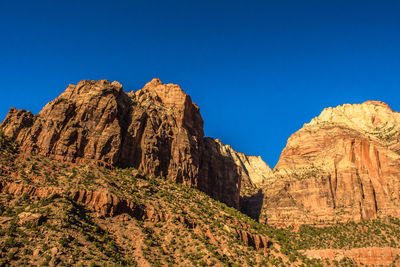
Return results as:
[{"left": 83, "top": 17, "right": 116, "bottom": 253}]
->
[{"left": 139, "top": 78, "right": 195, "bottom": 112}]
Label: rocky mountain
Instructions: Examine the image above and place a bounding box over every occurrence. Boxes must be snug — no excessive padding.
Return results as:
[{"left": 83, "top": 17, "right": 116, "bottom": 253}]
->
[
  {"left": 0, "top": 79, "right": 243, "bottom": 209},
  {"left": 260, "top": 101, "right": 400, "bottom": 227},
  {"left": 3, "top": 81, "right": 400, "bottom": 228},
  {"left": 2, "top": 79, "right": 400, "bottom": 266}
]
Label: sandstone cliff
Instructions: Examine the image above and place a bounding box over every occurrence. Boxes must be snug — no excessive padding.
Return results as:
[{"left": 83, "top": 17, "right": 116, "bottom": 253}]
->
[
  {"left": 0, "top": 79, "right": 242, "bottom": 208},
  {"left": 260, "top": 101, "right": 400, "bottom": 226}
]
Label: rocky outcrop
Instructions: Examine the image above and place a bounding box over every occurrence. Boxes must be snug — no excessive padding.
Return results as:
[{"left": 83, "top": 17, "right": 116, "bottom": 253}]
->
[
  {"left": 234, "top": 229, "right": 272, "bottom": 250},
  {"left": 260, "top": 101, "right": 400, "bottom": 226},
  {"left": 0, "top": 79, "right": 241, "bottom": 208},
  {"left": 0, "top": 180, "right": 159, "bottom": 220},
  {"left": 304, "top": 247, "right": 400, "bottom": 266},
  {"left": 69, "top": 189, "right": 144, "bottom": 218},
  {"left": 18, "top": 212, "right": 45, "bottom": 227},
  {"left": 224, "top": 219, "right": 272, "bottom": 250},
  {"left": 0, "top": 180, "right": 60, "bottom": 199}
]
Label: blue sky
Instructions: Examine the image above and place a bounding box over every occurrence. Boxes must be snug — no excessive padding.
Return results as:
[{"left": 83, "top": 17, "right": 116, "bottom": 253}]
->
[{"left": 1, "top": 0, "right": 399, "bottom": 167}]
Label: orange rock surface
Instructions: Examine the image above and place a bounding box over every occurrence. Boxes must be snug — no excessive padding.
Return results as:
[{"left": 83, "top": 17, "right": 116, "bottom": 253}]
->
[{"left": 260, "top": 101, "right": 400, "bottom": 226}]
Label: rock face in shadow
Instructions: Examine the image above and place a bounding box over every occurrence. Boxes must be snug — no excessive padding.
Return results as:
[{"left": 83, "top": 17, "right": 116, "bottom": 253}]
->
[
  {"left": 240, "top": 189, "right": 264, "bottom": 220},
  {"left": 260, "top": 101, "right": 400, "bottom": 226},
  {"left": 212, "top": 139, "right": 272, "bottom": 192},
  {"left": 207, "top": 139, "right": 271, "bottom": 220},
  {"left": 0, "top": 79, "right": 241, "bottom": 208},
  {"left": 198, "top": 138, "right": 242, "bottom": 209}
]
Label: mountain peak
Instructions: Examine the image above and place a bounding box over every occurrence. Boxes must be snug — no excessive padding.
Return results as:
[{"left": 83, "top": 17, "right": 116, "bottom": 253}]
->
[
  {"left": 0, "top": 79, "right": 239, "bottom": 209},
  {"left": 363, "top": 100, "right": 392, "bottom": 110},
  {"left": 143, "top": 78, "right": 163, "bottom": 89},
  {"left": 306, "top": 101, "right": 400, "bottom": 135},
  {"left": 267, "top": 100, "right": 400, "bottom": 227}
]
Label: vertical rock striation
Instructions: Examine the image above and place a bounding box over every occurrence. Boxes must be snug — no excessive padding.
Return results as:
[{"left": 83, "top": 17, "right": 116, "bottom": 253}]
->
[{"left": 260, "top": 101, "right": 400, "bottom": 226}]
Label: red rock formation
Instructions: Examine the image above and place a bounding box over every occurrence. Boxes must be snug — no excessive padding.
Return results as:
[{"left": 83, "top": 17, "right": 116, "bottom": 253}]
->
[
  {"left": 1, "top": 80, "right": 131, "bottom": 167},
  {"left": 69, "top": 189, "right": 139, "bottom": 217},
  {"left": 0, "top": 180, "right": 60, "bottom": 199},
  {"left": 225, "top": 219, "right": 272, "bottom": 250},
  {"left": 233, "top": 228, "right": 271, "bottom": 250},
  {"left": 260, "top": 101, "right": 400, "bottom": 226},
  {"left": 18, "top": 212, "right": 45, "bottom": 227},
  {"left": 0, "top": 180, "right": 161, "bottom": 221},
  {"left": 0, "top": 79, "right": 241, "bottom": 208}
]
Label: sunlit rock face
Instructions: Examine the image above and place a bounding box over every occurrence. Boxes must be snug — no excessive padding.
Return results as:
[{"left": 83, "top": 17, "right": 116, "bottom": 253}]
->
[
  {"left": 0, "top": 79, "right": 242, "bottom": 208},
  {"left": 260, "top": 101, "right": 400, "bottom": 227}
]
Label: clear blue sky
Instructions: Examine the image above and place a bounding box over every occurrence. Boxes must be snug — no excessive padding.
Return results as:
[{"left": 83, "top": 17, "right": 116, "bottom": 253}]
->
[{"left": 1, "top": 1, "right": 399, "bottom": 167}]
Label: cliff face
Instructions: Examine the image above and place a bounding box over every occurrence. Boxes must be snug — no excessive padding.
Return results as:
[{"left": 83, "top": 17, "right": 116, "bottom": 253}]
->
[
  {"left": 1, "top": 80, "right": 133, "bottom": 168},
  {"left": 208, "top": 140, "right": 272, "bottom": 219},
  {"left": 0, "top": 79, "right": 241, "bottom": 208},
  {"left": 260, "top": 101, "right": 400, "bottom": 226},
  {"left": 213, "top": 139, "right": 272, "bottom": 190}
]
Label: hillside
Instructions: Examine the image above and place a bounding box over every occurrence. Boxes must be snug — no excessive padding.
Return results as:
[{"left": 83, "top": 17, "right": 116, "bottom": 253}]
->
[
  {"left": 0, "top": 132, "right": 330, "bottom": 266},
  {"left": 2, "top": 132, "right": 400, "bottom": 266}
]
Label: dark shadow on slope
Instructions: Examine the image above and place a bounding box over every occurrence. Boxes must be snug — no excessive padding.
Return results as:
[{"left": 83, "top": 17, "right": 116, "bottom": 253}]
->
[
  {"left": 198, "top": 138, "right": 242, "bottom": 209},
  {"left": 240, "top": 189, "right": 264, "bottom": 221}
]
